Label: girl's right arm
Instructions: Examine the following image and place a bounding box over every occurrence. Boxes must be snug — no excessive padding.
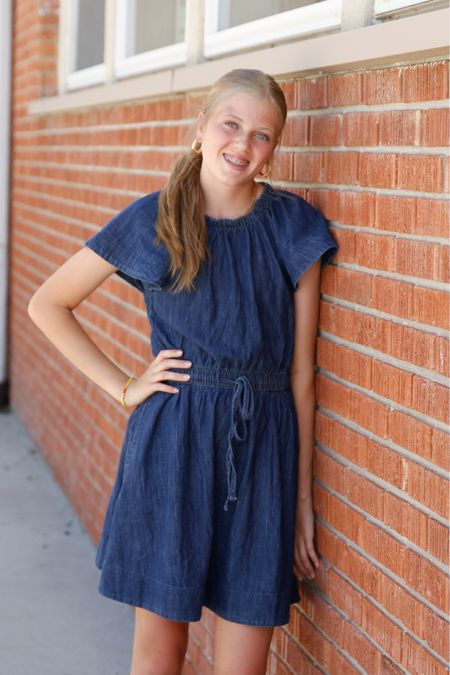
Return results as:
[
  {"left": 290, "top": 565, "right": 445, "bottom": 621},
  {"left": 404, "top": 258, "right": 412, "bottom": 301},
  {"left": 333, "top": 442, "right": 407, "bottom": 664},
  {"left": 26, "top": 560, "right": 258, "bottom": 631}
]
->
[{"left": 27, "top": 247, "right": 191, "bottom": 407}]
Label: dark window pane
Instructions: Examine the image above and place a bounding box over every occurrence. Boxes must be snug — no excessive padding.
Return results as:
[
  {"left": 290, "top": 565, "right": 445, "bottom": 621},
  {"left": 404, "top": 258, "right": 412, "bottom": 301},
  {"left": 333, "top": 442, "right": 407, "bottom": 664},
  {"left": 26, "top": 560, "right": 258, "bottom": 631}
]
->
[{"left": 75, "top": 0, "right": 105, "bottom": 70}]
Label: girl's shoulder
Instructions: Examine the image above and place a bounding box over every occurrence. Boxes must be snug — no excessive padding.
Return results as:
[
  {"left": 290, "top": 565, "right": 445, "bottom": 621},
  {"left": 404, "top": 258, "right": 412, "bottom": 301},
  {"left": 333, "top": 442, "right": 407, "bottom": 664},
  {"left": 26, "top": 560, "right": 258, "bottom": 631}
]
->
[
  {"left": 267, "top": 185, "right": 323, "bottom": 222},
  {"left": 264, "top": 185, "right": 339, "bottom": 290},
  {"left": 117, "top": 190, "right": 161, "bottom": 221}
]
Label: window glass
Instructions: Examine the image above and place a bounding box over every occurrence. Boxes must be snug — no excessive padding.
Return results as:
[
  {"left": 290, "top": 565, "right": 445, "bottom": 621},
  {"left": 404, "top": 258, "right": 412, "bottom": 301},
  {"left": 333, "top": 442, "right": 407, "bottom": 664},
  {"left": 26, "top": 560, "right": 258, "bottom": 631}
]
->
[
  {"left": 75, "top": 0, "right": 105, "bottom": 70},
  {"left": 220, "top": 0, "right": 326, "bottom": 30},
  {"left": 128, "top": 0, "right": 186, "bottom": 56}
]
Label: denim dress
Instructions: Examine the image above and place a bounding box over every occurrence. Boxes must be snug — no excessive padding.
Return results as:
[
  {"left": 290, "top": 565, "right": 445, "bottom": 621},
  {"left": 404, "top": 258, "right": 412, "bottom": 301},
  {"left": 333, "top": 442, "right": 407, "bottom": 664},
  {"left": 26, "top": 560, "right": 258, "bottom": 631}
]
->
[{"left": 84, "top": 181, "right": 338, "bottom": 627}]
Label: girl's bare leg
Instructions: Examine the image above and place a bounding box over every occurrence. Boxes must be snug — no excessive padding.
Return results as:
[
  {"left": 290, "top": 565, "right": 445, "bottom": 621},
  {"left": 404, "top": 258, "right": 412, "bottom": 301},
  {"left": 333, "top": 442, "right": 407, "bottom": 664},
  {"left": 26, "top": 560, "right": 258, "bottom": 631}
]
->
[
  {"left": 129, "top": 607, "right": 189, "bottom": 675},
  {"left": 213, "top": 615, "right": 274, "bottom": 675}
]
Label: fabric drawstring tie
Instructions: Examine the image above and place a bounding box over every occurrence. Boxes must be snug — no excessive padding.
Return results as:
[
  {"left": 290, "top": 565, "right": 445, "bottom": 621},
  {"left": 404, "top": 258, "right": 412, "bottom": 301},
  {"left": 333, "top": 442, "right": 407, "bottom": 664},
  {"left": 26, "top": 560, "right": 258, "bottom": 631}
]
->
[{"left": 224, "top": 376, "right": 255, "bottom": 511}]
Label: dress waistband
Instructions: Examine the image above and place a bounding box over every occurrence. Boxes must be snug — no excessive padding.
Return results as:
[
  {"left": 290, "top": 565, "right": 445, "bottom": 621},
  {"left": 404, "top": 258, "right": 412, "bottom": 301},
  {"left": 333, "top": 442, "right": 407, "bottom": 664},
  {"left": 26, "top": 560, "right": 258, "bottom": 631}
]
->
[
  {"left": 169, "top": 365, "right": 291, "bottom": 392},
  {"left": 169, "top": 365, "right": 291, "bottom": 511}
]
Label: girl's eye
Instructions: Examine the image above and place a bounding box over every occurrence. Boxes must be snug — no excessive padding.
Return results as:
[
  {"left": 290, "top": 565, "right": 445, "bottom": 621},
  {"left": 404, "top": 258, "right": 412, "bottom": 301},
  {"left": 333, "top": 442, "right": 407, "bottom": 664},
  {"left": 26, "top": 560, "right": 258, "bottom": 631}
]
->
[
  {"left": 256, "top": 132, "right": 270, "bottom": 142},
  {"left": 224, "top": 120, "right": 237, "bottom": 128}
]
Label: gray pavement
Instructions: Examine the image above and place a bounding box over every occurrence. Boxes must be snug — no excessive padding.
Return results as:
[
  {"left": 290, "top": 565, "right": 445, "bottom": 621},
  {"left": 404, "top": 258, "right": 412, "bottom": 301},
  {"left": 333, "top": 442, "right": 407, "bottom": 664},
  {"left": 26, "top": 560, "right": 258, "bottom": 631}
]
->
[{"left": 0, "top": 409, "right": 134, "bottom": 675}]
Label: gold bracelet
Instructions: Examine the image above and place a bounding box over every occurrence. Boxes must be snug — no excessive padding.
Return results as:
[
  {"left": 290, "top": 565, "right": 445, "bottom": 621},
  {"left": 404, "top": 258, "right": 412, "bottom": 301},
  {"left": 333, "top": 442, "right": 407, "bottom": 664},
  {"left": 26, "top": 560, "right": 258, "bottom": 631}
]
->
[{"left": 120, "top": 375, "right": 135, "bottom": 408}]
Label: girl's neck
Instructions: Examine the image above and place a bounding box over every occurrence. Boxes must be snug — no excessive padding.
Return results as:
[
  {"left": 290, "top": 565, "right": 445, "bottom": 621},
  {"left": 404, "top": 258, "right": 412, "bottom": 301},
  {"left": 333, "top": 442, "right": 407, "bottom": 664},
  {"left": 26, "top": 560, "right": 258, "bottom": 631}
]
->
[{"left": 201, "top": 178, "right": 261, "bottom": 220}]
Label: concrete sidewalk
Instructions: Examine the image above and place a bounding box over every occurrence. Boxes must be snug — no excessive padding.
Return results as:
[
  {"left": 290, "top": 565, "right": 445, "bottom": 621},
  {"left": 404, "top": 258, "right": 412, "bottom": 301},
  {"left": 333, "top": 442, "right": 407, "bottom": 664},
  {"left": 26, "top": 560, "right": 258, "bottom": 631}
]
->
[{"left": 0, "top": 409, "right": 134, "bottom": 675}]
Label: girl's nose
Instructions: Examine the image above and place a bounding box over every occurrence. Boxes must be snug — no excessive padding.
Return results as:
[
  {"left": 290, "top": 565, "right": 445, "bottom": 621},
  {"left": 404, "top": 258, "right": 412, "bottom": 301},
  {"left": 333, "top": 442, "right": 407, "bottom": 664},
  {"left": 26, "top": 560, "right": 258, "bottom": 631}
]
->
[{"left": 235, "top": 131, "right": 251, "bottom": 150}]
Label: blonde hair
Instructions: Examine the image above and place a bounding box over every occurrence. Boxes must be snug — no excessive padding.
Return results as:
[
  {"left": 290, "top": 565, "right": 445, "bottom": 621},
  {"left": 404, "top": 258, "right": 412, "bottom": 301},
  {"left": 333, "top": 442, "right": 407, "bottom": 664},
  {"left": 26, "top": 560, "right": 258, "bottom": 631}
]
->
[{"left": 155, "top": 69, "right": 287, "bottom": 292}]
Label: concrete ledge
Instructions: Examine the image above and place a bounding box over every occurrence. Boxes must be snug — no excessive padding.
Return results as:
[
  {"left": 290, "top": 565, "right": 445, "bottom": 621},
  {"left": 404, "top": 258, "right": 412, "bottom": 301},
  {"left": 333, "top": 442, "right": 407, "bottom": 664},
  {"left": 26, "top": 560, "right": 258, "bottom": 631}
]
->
[{"left": 28, "top": 8, "right": 450, "bottom": 115}]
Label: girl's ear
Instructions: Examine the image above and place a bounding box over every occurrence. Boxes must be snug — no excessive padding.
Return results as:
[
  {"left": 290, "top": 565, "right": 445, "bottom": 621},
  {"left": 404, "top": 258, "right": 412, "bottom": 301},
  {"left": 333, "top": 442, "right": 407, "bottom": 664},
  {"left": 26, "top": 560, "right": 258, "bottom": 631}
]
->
[{"left": 196, "top": 111, "right": 206, "bottom": 139}]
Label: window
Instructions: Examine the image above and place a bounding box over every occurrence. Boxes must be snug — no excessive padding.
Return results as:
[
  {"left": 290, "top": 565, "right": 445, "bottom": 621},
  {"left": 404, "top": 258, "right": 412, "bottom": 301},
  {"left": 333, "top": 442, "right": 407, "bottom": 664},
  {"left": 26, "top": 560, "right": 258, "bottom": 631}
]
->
[
  {"left": 204, "top": 0, "right": 341, "bottom": 58},
  {"left": 60, "top": 0, "right": 442, "bottom": 94},
  {"left": 219, "top": 0, "right": 326, "bottom": 30},
  {"left": 67, "top": 0, "right": 106, "bottom": 90},
  {"left": 115, "top": 0, "right": 186, "bottom": 78}
]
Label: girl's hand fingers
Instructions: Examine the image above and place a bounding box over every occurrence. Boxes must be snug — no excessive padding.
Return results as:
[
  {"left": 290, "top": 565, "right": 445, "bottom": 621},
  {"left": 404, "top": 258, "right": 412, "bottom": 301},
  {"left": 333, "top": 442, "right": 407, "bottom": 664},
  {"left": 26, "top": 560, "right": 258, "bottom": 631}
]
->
[
  {"left": 299, "top": 540, "right": 315, "bottom": 579},
  {"left": 306, "top": 543, "right": 320, "bottom": 570},
  {"left": 152, "top": 369, "right": 191, "bottom": 383},
  {"left": 161, "top": 358, "right": 192, "bottom": 370},
  {"left": 156, "top": 348, "right": 184, "bottom": 360}
]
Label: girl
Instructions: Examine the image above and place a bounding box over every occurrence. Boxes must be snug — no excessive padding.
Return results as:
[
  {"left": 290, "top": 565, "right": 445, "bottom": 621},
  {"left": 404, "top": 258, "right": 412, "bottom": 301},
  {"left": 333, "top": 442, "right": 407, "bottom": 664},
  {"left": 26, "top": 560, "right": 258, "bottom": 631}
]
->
[{"left": 28, "top": 69, "right": 338, "bottom": 674}]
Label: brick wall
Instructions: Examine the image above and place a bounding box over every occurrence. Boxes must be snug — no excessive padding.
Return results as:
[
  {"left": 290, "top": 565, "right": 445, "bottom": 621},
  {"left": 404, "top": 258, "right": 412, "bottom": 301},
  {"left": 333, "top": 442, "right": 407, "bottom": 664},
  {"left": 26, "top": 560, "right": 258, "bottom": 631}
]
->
[{"left": 9, "top": 1, "right": 449, "bottom": 672}]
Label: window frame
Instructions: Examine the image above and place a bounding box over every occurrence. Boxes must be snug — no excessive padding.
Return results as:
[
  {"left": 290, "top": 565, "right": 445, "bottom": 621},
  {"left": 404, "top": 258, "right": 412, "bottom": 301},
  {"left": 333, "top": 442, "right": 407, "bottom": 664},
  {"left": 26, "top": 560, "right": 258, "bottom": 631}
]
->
[
  {"left": 204, "top": 0, "right": 343, "bottom": 59},
  {"left": 374, "top": 0, "right": 439, "bottom": 14},
  {"left": 114, "top": 0, "right": 187, "bottom": 79},
  {"left": 65, "top": 0, "right": 107, "bottom": 91},
  {"left": 59, "top": 0, "right": 440, "bottom": 94}
]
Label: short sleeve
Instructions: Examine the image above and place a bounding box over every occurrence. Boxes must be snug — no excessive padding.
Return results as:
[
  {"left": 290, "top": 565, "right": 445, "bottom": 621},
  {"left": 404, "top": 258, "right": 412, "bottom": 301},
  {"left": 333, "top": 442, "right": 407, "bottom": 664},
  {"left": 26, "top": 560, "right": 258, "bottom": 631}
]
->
[
  {"left": 270, "top": 190, "right": 339, "bottom": 290},
  {"left": 83, "top": 192, "right": 169, "bottom": 292}
]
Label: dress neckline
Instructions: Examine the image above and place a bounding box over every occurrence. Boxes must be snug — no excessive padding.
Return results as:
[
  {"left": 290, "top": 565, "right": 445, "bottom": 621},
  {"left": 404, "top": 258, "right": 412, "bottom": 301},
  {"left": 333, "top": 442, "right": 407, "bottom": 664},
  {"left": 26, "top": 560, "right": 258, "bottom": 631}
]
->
[{"left": 205, "top": 181, "right": 273, "bottom": 229}]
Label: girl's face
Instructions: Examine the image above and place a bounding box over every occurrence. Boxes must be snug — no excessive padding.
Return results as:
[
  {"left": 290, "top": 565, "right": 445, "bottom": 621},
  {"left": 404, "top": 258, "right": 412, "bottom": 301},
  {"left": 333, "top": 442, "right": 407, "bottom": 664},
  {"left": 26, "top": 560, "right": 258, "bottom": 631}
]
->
[{"left": 196, "top": 92, "right": 282, "bottom": 189}]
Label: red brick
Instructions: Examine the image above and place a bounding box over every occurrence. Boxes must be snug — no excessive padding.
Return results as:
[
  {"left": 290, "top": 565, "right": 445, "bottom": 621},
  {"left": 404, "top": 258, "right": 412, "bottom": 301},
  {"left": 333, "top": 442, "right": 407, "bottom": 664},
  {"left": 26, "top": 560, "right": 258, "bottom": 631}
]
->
[
  {"left": 412, "top": 376, "right": 450, "bottom": 425},
  {"left": 412, "top": 286, "right": 449, "bottom": 329},
  {"left": 306, "top": 188, "right": 341, "bottom": 221},
  {"left": 292, "top": 151, "right": 321, "bottom": 183},
  {"left": 403, "top": 549, "right": 448, "bottom": 612},
  {"left": 337, "top": 190, "right": 375, "bottom": 227},
  {"left": 282, "top": 115, "right": 309, "bottom": 146},
  {"left": 362, "top": 599, "right": 404, "bottom": 663},
  {"left": 316, "top": 336, "right": 334, "bottom": 372},
  {"left": 328, "top": 72, "right": 363, "bottom": 107},
  {"left": 334, "top": 343, "right": 372, "bottom": 389},
  {"left": 427, "top": 518, "right": 450, "bottom": 565},
  {"left": 421, "top": 107, "right": 450, "bottom": 146},
  {"left": 316, "top": 373, "right": 349, "bottom": 418},
  {"left": 402, "top": 632, "right": 448, "bottom": 675},
  {"left": 383, "top": 493, "right": 428, "bottom": 550},
  {"left": 415, "top": 199, "right": 450, "bottom": 237},
  {"left": 363, "top": 67, "right": 402, "bottom": 105},
  {"left": 402, "top": 61, "right": 449, "bottom": 102},
  {"left": 388, "top": 410, "right": 433, "bottom": 461},
  {"left": 408, "top": 461, "right": 449, "bottom": 519},
  {"left": 273, "top": 150, "right": 293, "bottom": 181},
  {"left": 378, "top": 110, "right": 418, "bottom": 146},
  {"left": 431, "top": 428, "right": 450, "bottom": 470},
  {"left": 332, "top": 267, "right": 372, "bottom": 305},
  {"left": 359, "top": 154, "right": 396, "bottom": 189},
  {"left": 366, "top": 439, "right": 405, "bottom": 490},
  {"left": 321, "top": 413, "right": 368, "bottom": 468},
  {"left": 297, "top": 75, "right": 328, "bottom": 110},
  {"left": 344, "top": 617, "right": 382, "bottom": 673},
  {"left": 327, "top": 568, "right": 363, "bottom": 624},
  {"left": 280, "top": 79, "right": 297, "bottom": 109},
  {"left": 390, "top": 323, "right": 436, "bottom": 372},
  {"left": 325, "top": 227, "right": 352, "bottom": 265},
  {"left": 375, "top": 195, "right": 417, "bottom": 234},
  {"left": 354, "top": 232, "right": 395, "bottom": 271},
  {"left": 371, "top": 276, "right": 414, "bottom": 320},
  {"left": 395, "top": 239, "right": 441, "bottom": 281},
  {"left": 310, "top": 114, "right": 341, "bottom": 146},
  {"left": 371, "top": 360, "right": 413, "bottom": 407},
  {"left": 397, "top": 154, "right": 444, "bottom": 193},
  {"left": 348, "top": 388, "right": 389, "bottom": 438},
  {"left": 342, "top": 112, "right": 379, "bottom": 146},
  {"left": 345, "top": 471, "right": 385, "bottom": 519},
  {"left": 322, "top": 152, "right": 359, "bottom": 185}
]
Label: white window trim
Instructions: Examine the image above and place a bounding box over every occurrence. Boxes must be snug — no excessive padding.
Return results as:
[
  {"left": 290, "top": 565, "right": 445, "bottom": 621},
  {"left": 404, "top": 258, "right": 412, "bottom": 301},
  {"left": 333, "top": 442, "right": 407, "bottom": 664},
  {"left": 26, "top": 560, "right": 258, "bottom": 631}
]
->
[
  {"left": 114, "top": 0, "right": 187, "bottom": 79},
  {"left": 204, "top": 0, "right": 343, "bottom": 59},
  {"left": 42, "top": 3, "right": 448, "bottom": 112},
  {"left": 374, "top": 0, "right": 441, "bottom": 14}
]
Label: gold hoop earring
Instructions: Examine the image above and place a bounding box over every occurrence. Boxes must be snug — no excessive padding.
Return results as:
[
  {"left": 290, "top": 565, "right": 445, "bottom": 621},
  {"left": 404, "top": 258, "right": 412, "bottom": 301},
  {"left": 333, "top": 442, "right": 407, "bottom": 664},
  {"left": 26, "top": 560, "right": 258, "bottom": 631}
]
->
[
  {"left": 258, "top": 162, "right": 272, "bottom": 179},
  {"left": 191, "top": 139, "right": 202, "bottom": 154}
]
